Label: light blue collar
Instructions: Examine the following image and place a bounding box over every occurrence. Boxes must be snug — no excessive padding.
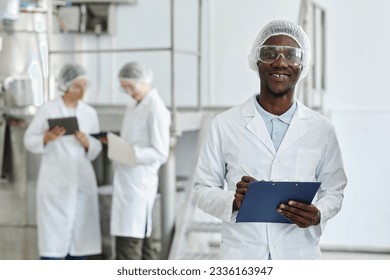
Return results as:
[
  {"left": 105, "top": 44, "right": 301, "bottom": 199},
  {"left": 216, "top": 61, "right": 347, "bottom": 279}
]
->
[{"left": 254, "top": 94, "right": 297, "bottom": 124}]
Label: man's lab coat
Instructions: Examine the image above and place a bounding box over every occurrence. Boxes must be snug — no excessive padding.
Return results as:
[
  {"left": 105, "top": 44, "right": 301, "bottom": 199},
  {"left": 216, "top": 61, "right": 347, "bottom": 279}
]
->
[
  {"left": 110, "top": 89, "right": 171, "bottom": 238},
  {"left": 193, "top": 95, "right": 347, "bottom": 259},
  {"left": 24, "top": 96, "right": 102, "bottom": 257}
]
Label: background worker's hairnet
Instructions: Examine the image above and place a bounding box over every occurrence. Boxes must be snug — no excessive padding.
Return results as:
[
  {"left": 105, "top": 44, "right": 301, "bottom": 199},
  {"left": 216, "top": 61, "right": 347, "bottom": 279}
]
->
[
  {"left": 57, "top": 63, "right": 88, "bottom": 92},
  {"left": 248, "top": 20, "right": 311, "bottom": 81},
  {"left": 118, "top": 62, "right": 153, "bottom": 84}
]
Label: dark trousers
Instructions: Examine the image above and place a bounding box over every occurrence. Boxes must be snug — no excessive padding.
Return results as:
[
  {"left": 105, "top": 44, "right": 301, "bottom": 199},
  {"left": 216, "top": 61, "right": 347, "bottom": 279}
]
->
[
  {"left": 115, "top": 235, "right": 159, "bottom": 260},
  {"left": 40, "top": 254, "right": 86, "bottom": 260}
]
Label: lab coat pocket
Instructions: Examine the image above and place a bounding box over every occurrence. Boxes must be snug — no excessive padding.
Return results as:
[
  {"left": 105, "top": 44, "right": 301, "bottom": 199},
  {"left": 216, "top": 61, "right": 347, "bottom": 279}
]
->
[
  {"left": 298, "top": 245, "right": 321, "bottom": 259},
  {"left": 295, "top": 148, "right": 322, "bottom": 181},
  {"left": 219, "top": 238, "right": 248, "bottom": 260}
]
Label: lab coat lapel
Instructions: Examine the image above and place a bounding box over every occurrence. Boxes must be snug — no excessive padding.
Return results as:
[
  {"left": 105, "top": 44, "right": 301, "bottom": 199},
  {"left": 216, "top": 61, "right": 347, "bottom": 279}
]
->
[
  {"left": 132, "top": 89, "right": 154, "bottom": 113},
  {"left": 277, "top": 101, "right": 309, "bottom": 155},
  {"left": 57, "top": 96, "right": 80, "bottom": 117},
  {"left": 242, "top": 97, "right": 276, "bottom": 155},
  {"left": 58, "top": 97, "right": 71, "bottom": 116}
]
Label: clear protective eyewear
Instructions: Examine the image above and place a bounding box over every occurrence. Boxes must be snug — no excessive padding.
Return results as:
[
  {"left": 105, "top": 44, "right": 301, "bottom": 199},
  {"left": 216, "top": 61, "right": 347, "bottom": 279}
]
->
[
  {"left": 257, "top": 45, "right": 304, "bottom": 66},
  {"left": 120, "top": 79, "right": 141, "bottom": 94},
  {"left": 68, "top": 80, "right": 88, "bottom": 92}
]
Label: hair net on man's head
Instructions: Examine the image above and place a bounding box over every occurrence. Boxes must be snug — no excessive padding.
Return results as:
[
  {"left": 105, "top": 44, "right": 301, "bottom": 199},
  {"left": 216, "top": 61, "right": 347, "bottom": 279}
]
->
[
  {"left": 248, "top": 20, "right": 311, "bottom": 80},
  {"left": 57, "top": 63, "right": 87, "bottom": 92},
  {"left": 118, "top": 62, "right": 153, "bottom": 85}
]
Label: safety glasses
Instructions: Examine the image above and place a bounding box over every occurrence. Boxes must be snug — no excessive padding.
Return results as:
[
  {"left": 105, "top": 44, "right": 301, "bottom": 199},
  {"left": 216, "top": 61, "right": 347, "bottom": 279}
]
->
[
  {"left": 68, "top": 80, "right": 88, "bottom": 92},
  {"left": 120, "top": 80, "right": 141, "bottom": 94},
  {"left": 257, "top": 45, "right": 304, "bottom": 66}
]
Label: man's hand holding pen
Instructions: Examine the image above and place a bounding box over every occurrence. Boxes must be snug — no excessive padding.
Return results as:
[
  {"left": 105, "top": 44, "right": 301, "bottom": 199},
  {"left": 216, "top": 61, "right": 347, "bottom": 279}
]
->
[
  {"left": 234, "top": 163, "right": 320, "bottom": 228},
  {"left": 233, "top": 175, "right": 256, "bottom": 211}
]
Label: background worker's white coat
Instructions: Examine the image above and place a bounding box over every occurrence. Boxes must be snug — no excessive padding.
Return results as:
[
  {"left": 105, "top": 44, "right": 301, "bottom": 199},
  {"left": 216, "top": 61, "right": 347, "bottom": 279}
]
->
[
  {"left": 23, "top": 96, "right": 102, "bottom": 257},
  {"left": 193, "top": 95, "right": 347, "bottom": 260},
  {"left": 110, "top": 89, "right": 171, "bottom": 238}
]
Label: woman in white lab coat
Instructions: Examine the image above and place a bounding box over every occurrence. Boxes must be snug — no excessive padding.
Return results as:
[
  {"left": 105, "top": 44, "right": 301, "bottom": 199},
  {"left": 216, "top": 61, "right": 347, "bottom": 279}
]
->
[
  {"left": 109, "top": 62, "right": 171, "bottom": 260},
  {"left": 193, "top": 20, "right": 347, "bottom": 259},
  {"left": 24, "top": 63, "right": 102, "bottom": 259}
]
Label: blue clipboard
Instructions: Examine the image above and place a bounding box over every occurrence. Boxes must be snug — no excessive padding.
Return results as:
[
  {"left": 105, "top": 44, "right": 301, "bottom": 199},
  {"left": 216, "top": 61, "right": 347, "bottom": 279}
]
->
[{"left": 236, "top": 181, "right": 321, "bottom": 223}]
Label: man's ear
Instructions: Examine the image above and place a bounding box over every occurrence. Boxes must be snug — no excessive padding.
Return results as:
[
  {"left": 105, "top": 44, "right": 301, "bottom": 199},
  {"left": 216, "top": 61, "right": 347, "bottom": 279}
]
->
[
  {"left": 297, "top": 66, "right": 304, "bottom": 79},
  {"left": 257, "top": 61, "right": 261, "bottom": 73}
]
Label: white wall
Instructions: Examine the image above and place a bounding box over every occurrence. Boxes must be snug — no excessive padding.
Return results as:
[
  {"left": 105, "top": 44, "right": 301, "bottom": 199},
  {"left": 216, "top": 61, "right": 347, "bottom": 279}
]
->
[
  {"left": 321, "top": 0, "right": 390, "bottom": 112},
  {"left": 85, "top": 0, "right": 173, "bottom": 105},
  {"left": 321, "top": 110, "right": 390, "bottom": 250},
  {"left": 315, "top": 0, "right": 390, "bottom": 250}
]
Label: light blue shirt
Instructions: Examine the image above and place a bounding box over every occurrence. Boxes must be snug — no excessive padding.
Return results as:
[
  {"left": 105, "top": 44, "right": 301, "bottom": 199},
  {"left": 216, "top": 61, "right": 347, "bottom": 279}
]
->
[{"left": 254, "top": 94, "right": 297, "bottom": 151}]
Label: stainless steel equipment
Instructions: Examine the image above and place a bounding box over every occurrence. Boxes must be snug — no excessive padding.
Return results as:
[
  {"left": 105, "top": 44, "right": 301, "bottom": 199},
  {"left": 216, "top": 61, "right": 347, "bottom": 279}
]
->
[{"left": 0, "top": 5, "right": 47, "bottom": 259}]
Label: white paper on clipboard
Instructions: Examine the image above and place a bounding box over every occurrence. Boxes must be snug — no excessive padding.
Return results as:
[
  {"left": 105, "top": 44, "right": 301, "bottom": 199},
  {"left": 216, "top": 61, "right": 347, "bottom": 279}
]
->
[{"left": 107, "top": 132, "right": 135, "bottom": 166}]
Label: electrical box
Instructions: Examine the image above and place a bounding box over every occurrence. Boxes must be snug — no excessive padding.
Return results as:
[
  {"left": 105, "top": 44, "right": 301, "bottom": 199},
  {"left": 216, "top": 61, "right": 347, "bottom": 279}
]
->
[
  {"left": 57, "top": 6, "right": 81, "bottom": 32},
  {"left": 54, "top": 0, "right": 137, "bottom": 34}
]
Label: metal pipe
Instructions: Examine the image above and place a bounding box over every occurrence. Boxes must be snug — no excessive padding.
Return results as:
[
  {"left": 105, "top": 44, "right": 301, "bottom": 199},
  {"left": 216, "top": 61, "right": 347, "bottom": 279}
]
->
[
  {"left": 49, "top": 48, "right": 199, "bottom": 57},
  {"left": 49, "top": 47, "right": 173, "bottom": 55},
  {"left": 160, "top": 0, "right": 177, "bottom": 260},
  {"left": 321, "top": 9, "right": 326, "bottom": 91},
  {"left": 197, "top": 0, "right": 202, "bottom": 111},
  {"left": 175, "top": 49, "right": 200, "bottom": 56},
  {"left": 159, "top": 136, "right": 177, "bottom": 259},
  {"left": 47, "top": 0, "right": 53, "bottom": 101},
  {"left": 312, "top": 4, "right": 317, "bottom": 91},
  {"left": 170, "top": 0, "right": 176, "bottom": 136}
]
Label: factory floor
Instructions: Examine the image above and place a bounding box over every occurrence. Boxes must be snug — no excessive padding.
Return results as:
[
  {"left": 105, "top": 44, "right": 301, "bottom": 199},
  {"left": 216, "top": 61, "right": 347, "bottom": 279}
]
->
[{"left": 321, "top": 251, "right": 390, "bottom": 260}]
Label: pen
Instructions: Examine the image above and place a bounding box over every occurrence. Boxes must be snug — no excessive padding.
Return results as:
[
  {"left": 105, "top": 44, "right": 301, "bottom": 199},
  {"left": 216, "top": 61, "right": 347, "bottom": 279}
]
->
[{"left": 240, "top": 164, "right": 256, "bottom": 178}]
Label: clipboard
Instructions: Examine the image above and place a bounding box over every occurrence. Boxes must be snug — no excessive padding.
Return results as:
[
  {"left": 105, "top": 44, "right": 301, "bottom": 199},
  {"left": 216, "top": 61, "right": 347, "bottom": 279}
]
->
[
  {"left": 236, "top": 181, "right": 321, "bottom": 223},
  {"left": 107, "top": 132, "right": 135, "bottom": 166},
  {"left": 48, "top": 117, "right": 79, "bottom": 135}
]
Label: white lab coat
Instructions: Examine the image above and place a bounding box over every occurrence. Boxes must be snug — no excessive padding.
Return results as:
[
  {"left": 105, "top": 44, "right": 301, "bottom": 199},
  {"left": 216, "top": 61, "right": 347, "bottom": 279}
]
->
[
  {"left": 110, "top": 89, "right": 171, "bottom": 238},
  {"left": 24, "top": 96, "right": 102, "bottom": 258},
  {"left": 193, "top": 95, "right": 347, "bottom": 260}
]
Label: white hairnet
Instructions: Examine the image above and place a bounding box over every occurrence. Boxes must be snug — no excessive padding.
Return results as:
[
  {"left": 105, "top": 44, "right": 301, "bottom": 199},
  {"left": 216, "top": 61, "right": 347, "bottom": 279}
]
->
[
  {"left": 248, "top": 20, "right": 311, "bottom": 80},
  {"left": 118, "top": 62, "right": 153, "bottom": 84},
  {"left": 57, "top": 63, "right": 87, "bottom": 92}
]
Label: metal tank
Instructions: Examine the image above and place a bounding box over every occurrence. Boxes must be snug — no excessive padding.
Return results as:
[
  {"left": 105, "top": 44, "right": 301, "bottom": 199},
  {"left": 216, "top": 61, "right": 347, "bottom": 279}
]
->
[{"left": 0, "top": 1, "right": 48, "bottom": 259}]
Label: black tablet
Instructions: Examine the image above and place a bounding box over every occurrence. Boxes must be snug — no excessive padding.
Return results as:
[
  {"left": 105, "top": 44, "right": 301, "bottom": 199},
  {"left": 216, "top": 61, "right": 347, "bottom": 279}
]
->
[
  {"left": 90, "top": 131, "right": 108, "bottom": 139},
  {"left": 48, "top": 117, "right": 79, "bottom": 135}
]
